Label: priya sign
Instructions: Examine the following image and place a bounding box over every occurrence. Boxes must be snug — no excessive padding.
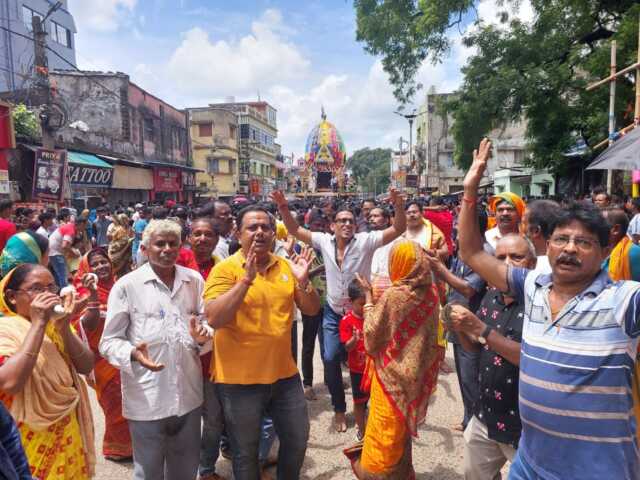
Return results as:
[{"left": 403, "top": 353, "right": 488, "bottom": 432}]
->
[{"left": 68, "top": 164, "right": 113, "bottom": 187}]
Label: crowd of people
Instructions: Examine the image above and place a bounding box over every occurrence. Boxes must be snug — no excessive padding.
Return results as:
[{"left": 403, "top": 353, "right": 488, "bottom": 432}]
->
[{"left": 0, "top": 138, "right": 638, "bottom": 479}]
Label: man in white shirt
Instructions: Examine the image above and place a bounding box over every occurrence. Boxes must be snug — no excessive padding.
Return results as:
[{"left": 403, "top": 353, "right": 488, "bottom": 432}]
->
[
  {"left": 36, "top": 211, "right": 54, "bottom": 238},
  {"left": 272, "top": 189, "right": 406, "bottom": 432},
  {"left": 484, "top": 193, "right": 524, "bottom": 250},
  {"left": 521, "top": 199, "right": 559, "bottom": 275},
  {"left": 100, "top": 219, "right": 207, "bottom": 480},
  {"left": 369, "top": 206, "right": 397, "bottom": 300}
]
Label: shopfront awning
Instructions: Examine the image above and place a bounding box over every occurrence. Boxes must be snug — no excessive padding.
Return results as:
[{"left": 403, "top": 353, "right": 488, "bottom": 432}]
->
[{"left": 68, "top": 151, "right": 113, "bottom": 169}]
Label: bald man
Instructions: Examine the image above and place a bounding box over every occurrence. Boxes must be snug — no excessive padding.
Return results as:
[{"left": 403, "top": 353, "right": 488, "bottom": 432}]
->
[{"left": 448, "top": 234, "right": 535, "bottom": 480}]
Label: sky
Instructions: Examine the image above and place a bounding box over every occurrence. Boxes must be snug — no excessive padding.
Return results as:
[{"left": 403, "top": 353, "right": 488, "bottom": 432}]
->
[{"left": 67, "top": 0, "right": 533, "bottom": 160}]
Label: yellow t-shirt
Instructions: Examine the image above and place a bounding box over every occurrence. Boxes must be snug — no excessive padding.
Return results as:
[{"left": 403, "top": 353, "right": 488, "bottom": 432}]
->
[{"left": 204, "top": 250, "right": 298, "bottom": 385}]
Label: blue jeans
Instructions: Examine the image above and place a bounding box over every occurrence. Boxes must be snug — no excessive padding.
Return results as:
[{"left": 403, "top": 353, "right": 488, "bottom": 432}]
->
[
  {"left": 322, "top": 305, "right": 346, "bottom": 413},
  {"left": 259, "top": 416, "right": 276, "bottom": 464},
  {"left": 453, "top": 344, "right": 480, "bottom": 429},
  {"left": 508, "top": 450, "right": 542, "bottom": 480},
  {"left": 199, "top": 379, "right": 224, "bottom": 477},
  {"left": 49, "top": 255, "right": 68, "bottom": 288},
  {"left": 216, "top": 375, "right": 309, "bottom": 480}
]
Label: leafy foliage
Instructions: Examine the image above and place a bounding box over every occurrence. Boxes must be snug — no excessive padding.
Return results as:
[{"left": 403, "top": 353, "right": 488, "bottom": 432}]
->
[
  {"left": 355, "top": 1, "right": 640, "bottom": 171},
  {"left": 347, "top": 147, "right": 392, "bottom": 194},
  {"left": 12, "top": 104, "right": 40, "bottom": 141}
]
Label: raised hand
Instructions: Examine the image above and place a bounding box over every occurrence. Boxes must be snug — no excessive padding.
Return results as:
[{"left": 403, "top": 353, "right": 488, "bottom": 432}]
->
[
  {"left": 52, "top": 288, "right": 78, "bottom": 332},
  {"left": 424, "top": 249, "right": 445, "bottom": 275},
  {"left": 269, "top": 190, "right": 288, "bottom": 209},
  {"left": 388, "top": 187, "right": 404, "bottom": 206},
  {"left": 290, "top": 245, "right": 315, "bottom": 286},
  {"left": 82, "top": 273, "right": 98, "bottom": 292},
  {"left": 355, "top": 273, "right": 372, "bottom": 294},
  {"left": 243, "top": 239, "right": 258, "bottom": 283},
  {"left": 189, "top": 315, "right": 211, "bottom": 344},
  {"left": 132, "top": 343, "right": 165, "bottom": 372},
  {"left": 446, "top": 304, "right": 484, "bottom": 336},
  {"left": 464, "top": 138, "right": 492, "bottom": 190}
]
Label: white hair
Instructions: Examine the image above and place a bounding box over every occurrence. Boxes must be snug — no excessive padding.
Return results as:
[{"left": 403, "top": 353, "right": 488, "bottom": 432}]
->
[{"left": 141, "top": 219, "right": 182, "bottom": 247}]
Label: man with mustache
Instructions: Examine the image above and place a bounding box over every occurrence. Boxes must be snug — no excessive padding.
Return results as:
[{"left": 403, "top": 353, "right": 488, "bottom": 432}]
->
[
  {"left": 458, "top": 139, "right": 640, "bottom": 480},
  {"left": 204, "top": 205, "right": 320, "bottom": 479},
  {"left": 485, "top": 193, "right": 525, "bottom": 251},
  {"left": 271, "top": 189, "right": 406, "bottom": 433},
  {"left": 100, "top": 219, "right": 207, "bottom": 480},
  {"left": 442, "top": 233, "right": 535, "bottom": 480}
]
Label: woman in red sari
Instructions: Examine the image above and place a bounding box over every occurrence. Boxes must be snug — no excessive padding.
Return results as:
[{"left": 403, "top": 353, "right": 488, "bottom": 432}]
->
[{"left": 73, "top": 247, "right": 132, "bottom": 461}]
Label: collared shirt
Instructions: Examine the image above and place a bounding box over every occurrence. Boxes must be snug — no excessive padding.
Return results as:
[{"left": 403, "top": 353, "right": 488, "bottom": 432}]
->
[
  {"left": 100, "top": 263, "right": 204, "bottom": 421},
  {"left": 214, "top": 237, "right": 230, "bottom": 260},
  {"left": 204, "top": 251, "right": 299, "bottom": 385},
  {"left": 484, "top": 226, "right": 502, "bottom": 250},
  {"left": 446, "top": 254, "right": 487, "bottom": 344},
  {"left": 312, "top": 230, "right": 384, "bottom": 314},
  {"left": 508, "top": 267, "right": 640, "bottom": 480},
  {"left": 474, "top": 289, "right": 523, "bottom": 447}
]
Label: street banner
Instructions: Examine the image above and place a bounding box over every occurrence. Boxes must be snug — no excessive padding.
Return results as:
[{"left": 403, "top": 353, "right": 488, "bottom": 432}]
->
[
  {"left": 33, "top": 148, "right": 66, "bottom": 202},
  {"left": 153, "top": 167, "right": 182, "bottom": 192},
  {"left": 68, "top": 164, "right": 113, "bottom": 187}
]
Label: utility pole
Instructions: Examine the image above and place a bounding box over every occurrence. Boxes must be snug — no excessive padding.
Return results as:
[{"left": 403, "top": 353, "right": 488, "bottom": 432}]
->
[{"left": 33, "top": 2, "right": 62, "bottom": 150}]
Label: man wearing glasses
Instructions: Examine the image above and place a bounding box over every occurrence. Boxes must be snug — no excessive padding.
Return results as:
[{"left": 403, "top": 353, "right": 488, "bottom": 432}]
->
[
  {"left": 457, "top": 139, "right": 640, "bottom": 480},
  {"left": 271, "top": 189, "right": 406, "bottom": 432}
]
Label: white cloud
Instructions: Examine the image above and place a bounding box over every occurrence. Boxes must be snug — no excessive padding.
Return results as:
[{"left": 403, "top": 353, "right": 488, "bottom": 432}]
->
[
  {"left": 166, "top": 9, "right": 309, "bottom": 97},
  {"left": 69, "top": 0, "right": 137, "bottom": 32},
  {"left": 477, "top": 0, "right": 534, "bottom": 29}
]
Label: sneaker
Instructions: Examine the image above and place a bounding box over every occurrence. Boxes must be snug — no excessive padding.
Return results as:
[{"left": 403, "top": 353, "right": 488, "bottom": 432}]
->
[{"left": 304, "top": 385, "right": 316, "bottom": 401}]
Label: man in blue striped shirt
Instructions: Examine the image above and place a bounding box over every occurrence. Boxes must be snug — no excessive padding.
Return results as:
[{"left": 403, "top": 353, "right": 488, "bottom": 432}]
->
[{"left": 457, "top": 138, "right": 640, "bottom": 480}]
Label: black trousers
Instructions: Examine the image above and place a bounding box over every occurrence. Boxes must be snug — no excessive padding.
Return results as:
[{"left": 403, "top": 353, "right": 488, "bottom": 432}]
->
[{"left": 300, "top": 311, "right": 323, "bottom": 387}]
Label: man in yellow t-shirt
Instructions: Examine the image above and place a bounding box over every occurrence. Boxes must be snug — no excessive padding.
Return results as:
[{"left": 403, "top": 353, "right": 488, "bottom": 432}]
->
[{"left": 204, "top": 205, "right": 320, "bottom": 480}]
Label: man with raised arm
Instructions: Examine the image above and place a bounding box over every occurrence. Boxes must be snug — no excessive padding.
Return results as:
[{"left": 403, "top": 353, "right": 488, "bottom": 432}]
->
[
  {"left": 271, "top": 189, "right": 406, "bottom": 432},
  {"left": 458, "top": 139, "right": 640, "bottom": 480}
]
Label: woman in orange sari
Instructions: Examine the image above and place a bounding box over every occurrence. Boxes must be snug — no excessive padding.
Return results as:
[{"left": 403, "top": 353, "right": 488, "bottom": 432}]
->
[
  {"left": 0, "top": 263, "right": 96, "bottom": 479},
  {"left": 348, "top": 240, "right": 443, "bottom": 479},
  {"left": 72, "top": 247, "right": 132, "bottom": 461}
]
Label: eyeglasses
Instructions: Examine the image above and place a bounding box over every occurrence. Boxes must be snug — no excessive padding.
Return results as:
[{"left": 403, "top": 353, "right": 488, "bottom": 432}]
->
[
  {"left": 549, "top": 235, "right": 598, "bottom": 251},
  {"left": 16, "top": 285, "right": 60, "bottom": 295},
  {"left": 335, "top": 218, "right": 355, "bottom": 225}
]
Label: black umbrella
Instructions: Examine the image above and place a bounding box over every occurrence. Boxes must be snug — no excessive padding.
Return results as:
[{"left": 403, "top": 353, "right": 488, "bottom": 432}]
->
[{"left": 587, "top": 127, "right": 640, "bottom": 171}]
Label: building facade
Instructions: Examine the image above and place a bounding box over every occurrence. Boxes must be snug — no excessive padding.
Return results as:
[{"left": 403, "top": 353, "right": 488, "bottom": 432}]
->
[
  {"left": 0, "top": 0, "right": 77, "bottom": 92},
  {"left": 208, "top": 100, "right": 282, "bottom": 197},
  {"left": 187, "top": 106, "right": 239, "bottom": 199},
  {"left": 415, "top": 88, "right": 539, "bottom": 195},
  {"left": 5, "top": 70, "right": 195, "bottom": 205}
]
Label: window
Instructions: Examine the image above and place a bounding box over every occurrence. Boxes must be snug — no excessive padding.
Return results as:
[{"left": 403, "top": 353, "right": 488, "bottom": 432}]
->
[
  {"left": 229, "top": 159, "right": 236, "bottom": 174},
  {"left": 229, "top": 124, "right": 237, "bottom": 140},
  {"left": 50, "top": 21, "right": 71, "bottom": 48},
  {"left": 240, "top": 124, "right": 249, "bottom": 139},
  {"left": 207, "top": 157, "right": 219, "bottom": 174},
  {"left": 22, "top": 6, "right": 41, "bottom": 32},
  {"left": 199, "top": 123, "right": 212, "bottom": 137},
  {"left": 144, "top": 117, "right": 154, "bottom": 141}
]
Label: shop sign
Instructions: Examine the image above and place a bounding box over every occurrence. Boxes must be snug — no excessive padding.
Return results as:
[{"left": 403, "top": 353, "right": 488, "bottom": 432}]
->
[
  {"left": 182, "top": 171, "right": 196, "bottom": 190},
  {"left": 153, "top": 167, "right": 182, "bottom": 192},
  {"left": 406, "top": 175, "right": 418, "bottom": 188},
  {"left": 69, "top": 164, "right": 113, "bottom": 187},
  {"left": 33, "top": 149, "right": 66, "bottom": 202}
]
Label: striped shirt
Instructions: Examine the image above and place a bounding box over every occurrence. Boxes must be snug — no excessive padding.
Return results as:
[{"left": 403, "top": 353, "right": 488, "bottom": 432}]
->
[{"left": 508, "top": 267, "right": 640, "bottom": 480}]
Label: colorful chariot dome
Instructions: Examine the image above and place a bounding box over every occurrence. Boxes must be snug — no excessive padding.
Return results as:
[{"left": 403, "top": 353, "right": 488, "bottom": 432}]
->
[{"left": 304, "top": 108, "right": 346, "bottom": 172}]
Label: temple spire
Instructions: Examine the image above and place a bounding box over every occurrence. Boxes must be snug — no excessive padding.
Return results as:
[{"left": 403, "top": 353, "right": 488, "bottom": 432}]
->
[{"left": 321, "top": 105, "right": 326, "bottom": 121}]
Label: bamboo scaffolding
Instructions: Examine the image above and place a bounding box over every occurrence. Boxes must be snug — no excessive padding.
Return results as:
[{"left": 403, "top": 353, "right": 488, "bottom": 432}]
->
[{"left": 586, "top": 61, "right": 640, "bottom": 91}]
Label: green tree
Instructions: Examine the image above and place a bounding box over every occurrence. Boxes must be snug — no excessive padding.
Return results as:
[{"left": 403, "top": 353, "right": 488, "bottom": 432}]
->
[
  {"left": 355, "top": 1, "right": 640, "bottom": 171},
  {"left": 348, "top": 147, "right": 392, "bottom": 194},
  {"left": 12, "top": 104, "right": 40, "bottom": 141}
]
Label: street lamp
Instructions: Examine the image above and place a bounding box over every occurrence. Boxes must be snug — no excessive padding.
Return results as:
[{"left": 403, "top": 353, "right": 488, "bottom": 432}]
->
[{"left": 394, "top": 109, "right": 426, "bottom": 186}]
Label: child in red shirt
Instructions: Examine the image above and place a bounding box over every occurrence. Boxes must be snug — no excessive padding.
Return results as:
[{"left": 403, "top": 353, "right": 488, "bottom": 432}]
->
[{"left": 339, "top": 279, "right": 369, "bottom": 440}]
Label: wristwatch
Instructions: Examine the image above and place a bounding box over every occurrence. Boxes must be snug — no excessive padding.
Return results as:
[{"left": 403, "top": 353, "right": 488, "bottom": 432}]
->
[{"left": 477, "top": 324, "right": 493, "bottom": 345}]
